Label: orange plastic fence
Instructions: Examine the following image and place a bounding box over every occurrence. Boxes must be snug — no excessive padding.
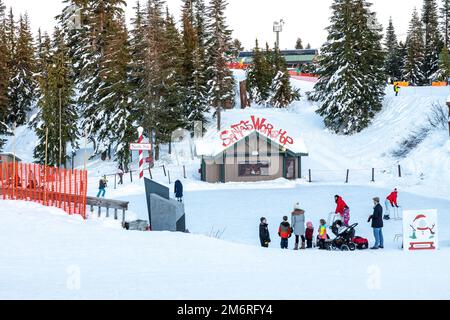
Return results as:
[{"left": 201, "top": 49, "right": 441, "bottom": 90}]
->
[
  {"left": 0, "top": 162, "right": 88, "bottom": 219},
  {"left": 432, "top": 82, "right": 448, "bottom": 87}
]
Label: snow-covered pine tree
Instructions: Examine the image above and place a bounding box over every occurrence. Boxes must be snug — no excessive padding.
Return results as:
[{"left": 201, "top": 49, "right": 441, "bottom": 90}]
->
[
  {"left": 246, "top": 39, "right": 272, "bottom": 105},
  {"left": 268, "top": 46, "right": 301, "bottom": 108},
  {"left": 404, "top": 8, "right": 426, "bottom": 85},
  {"left": 313, "top": 0, "right": 385, "bottom": 134},
  {"left": 435, "top": 45, "right": 450, "bottom": 81},
  {"left": 0, "top": 1, "right": 9, "bottom": 149},
  {"left": 8, "top": 13, "right": 37, "bottom": 125},
  {"left": 422, "top": 0, "right": 442, "bottom": 82},
  {"left": 129, "top": 0, "right": 148, "bottom": 129},
  {"left": 398, "top": 40, "right": 407, "bottom": 75},
  {"left": 295, "top": 38, "right": 304, "bottom": 49},
  {"left": 33, "top": 28, "right": 78, "bottom": 167},
  {"left": 384, "top": 17, "right": 402, "bottom": 81},
  {"left": 205, "top": 0, "right": 235, "bottom": 130},
  {"left": 180, "top": 0, "right": 209, "bottom": 130},
  {"left": 77, "top": 0, "right": 129, "bottom": 160},
  {"left": 155, "top": 9, "right": 185, "bottom": 152},
  {"left": 441, "top": 0, "right": 450, "bottom": 48}
]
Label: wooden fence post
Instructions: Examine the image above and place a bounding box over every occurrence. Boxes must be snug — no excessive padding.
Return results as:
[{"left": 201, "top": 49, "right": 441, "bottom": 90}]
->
[
  {"left": 371, "top": 168, "right": 375, "bottom": 182},
  {"left": 398, "top": 165, "right": 402, "bottom": 178},
  {"left": 130, "top": 170, "right": 133, "bottom": 183},
  {"left": 308, "top": 169, "right": 312, "bottom": 183},
  {"left": 168, "top": 170, "right": 171, "bottom": 184},
  {"left": 183, "top": 165, "right": 186, "bottom": 179},
  {"left": 162, "top": 165, "right": 167, "bottom": 177},
  {"left": 114, "top": 174, "right": 117, "bottom": 189},
  {"left": 345, "top": 169, "right": 349, "bottom": 183}
]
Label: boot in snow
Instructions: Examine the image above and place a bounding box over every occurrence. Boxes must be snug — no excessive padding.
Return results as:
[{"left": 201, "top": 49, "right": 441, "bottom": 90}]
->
[
  {"left": 301, "top": 242, "right": 306, "bottom": 250},
  {"left": 384, "top": 215, "right": 390, "bottom": 220},
  {"left": 294, "top": 243, "right": 299, "bottom": 250}
]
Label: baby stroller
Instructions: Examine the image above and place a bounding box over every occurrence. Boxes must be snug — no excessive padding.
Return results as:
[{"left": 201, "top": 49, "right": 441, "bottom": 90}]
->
[{"left": 330, "top": 223, "right": 358, "bottom": 251}]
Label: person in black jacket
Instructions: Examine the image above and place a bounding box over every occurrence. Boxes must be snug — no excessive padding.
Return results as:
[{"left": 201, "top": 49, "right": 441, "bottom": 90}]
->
[
  {"left": 259, "top": 217, "right": 271, "bottom": 248},
  {"left": 368, "top": 197, "right": 384, "bottom": 249},
  {"left": 174, "top": 180, "right": 183, "bottom": 202}
]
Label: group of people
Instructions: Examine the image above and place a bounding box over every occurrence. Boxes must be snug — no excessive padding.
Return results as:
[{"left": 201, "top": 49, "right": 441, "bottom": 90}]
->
[{"left": 259, "top": 188, "right": 400, "bottom": 251}]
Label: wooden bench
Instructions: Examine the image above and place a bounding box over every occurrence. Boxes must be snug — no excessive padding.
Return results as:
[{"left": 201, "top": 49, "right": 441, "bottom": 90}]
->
[{"left": 86, "top": 196, "right": 129, "bottom": 223}]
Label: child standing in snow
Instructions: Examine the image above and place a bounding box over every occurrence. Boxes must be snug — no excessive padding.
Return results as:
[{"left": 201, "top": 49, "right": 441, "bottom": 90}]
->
[
  {"left": 278, "top": 216, "right": 292, "bottom": 249},
  {"left": 259, "top": 217, "right": 271, "bottom": 248},
  {"left": 305, "top": 221, "right": 314, "bottom": 248},
  {"left": 317, "top": 219, "right": 327, "bottom": 250}
]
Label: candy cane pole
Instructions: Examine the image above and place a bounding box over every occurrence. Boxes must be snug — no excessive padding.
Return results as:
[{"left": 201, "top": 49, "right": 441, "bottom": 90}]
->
[{"left": 137, "top": 127, "right": 144, "bottom": 179}]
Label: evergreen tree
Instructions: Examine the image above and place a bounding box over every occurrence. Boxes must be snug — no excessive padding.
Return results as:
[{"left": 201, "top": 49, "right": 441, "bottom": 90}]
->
[
  {"left": 33, "top": 28, "right": 78, "bottom": 167},
  {"left": 295, "top": 37, "right": 304, "bottom": 49},
  {"left": 435, "top": 45, "right": 450, "bottom": 81},
  {"left": 384, "top": 17, "right": 402, "bottom": 81},
  {"left": 0, "top": 1, "right": 9, "bottom": 148},
  {"left": 268, "top": 46, "right": 301, "bottom": 108},
  {"left": 313, "top": 0, "right": 385, "bottom": 134},
  {"left": 8, "top": 13, "right": 37, "bottom": 125},
  {"left": 230, "top": 38, "right": 243, "bottom": 59},
  {"left": 205, "top": 0, "right": 235, "bottom": 130},
  {"left": 422, "top": 0, "right": 442, "bottom": 81},
  {"left": 246, "top": 40, "right": 272, "bottom": 105},
  {"left": 180, "top": 0, "right": 209, "bottom": 130},
  {"left": 404, "top": 8, "right": 426, "bottom": 85},
  {"left": 305, "top": 43, "right": 312, "bottom": 49},
  {"left": 441, "top": 0, "right": 450, "bottom": 48}
]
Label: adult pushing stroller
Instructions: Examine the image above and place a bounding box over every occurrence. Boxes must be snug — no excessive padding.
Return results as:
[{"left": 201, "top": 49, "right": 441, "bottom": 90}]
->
[{"left": 330, "top": 223, "right": 358, "bottom": 251}]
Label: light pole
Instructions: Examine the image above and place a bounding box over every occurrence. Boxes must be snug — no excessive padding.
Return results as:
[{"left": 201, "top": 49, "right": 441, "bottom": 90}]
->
[{"left": 273, "top": 19, "right": 285, "bottom": 50}]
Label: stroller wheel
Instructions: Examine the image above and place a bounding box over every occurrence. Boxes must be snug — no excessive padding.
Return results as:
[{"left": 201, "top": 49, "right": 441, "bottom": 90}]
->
[
  {"left": 341, "top": 245, "right": 350, "bottom": 251},
  {"left": 348, "top": 243, "right": 356, "bottom": 251},
  {"left": 330, "top": 243, "right": 337, "bottom": 251}
]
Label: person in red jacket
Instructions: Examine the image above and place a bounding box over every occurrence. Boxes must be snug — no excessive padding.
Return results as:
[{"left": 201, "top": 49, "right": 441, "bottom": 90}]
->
[
  {"left": 334, "top": 195, "right": 350, "bottom": 226},
  {"left": 278, "top": 216, "right": 292, "bottom": 249},
  {"left": 384, "top": 188, "right": 399, "bottom": 220}
]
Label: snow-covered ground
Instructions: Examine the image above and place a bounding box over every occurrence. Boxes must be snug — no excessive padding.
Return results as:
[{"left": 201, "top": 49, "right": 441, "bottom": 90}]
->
[
  {"left": 1, "top": 73, "right": 449, "bottom": 299},
  {"left": 1, "top": 200, "right": 450, "bottom": 300}
]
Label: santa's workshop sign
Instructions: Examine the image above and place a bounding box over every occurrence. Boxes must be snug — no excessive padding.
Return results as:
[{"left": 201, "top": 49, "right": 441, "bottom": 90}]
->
[
  {"left": 403, "top": 210, "right": 439, "bottom": 251},
  {"left": 220, "top": 116, "right": 295, "bottom": 148}
]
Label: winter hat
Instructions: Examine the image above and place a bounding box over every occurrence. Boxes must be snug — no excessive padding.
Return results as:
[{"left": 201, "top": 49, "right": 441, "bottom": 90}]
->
[
  {"left": 306, "top": 221, "right": 313, "bottom": 229},
  {"left": 283, "top": 216, "right": 288, "bottom": 221},
  {"left": 294, "top": 202, "right": 301, "bottom": 210},
  {"left": 373, "top": 197, "right": 380, "bottom": 203},
  {"left": 260, "top": 217, "right": 267, "bottom": 223}
]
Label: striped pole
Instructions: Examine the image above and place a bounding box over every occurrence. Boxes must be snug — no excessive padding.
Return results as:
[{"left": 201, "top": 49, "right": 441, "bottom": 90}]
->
[{"left": 137, "top": 127, "right": 144, "bottom": 179}]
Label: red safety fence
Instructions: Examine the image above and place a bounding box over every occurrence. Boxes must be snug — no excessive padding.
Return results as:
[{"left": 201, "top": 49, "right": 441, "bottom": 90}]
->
[{"left": 0, "top": 162, "right": 88, "bottom": 219}]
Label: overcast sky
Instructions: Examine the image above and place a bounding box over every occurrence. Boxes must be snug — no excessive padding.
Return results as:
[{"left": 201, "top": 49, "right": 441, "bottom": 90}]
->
[{"left": 4, "top": 0, "right": 425, "bottom": 49}]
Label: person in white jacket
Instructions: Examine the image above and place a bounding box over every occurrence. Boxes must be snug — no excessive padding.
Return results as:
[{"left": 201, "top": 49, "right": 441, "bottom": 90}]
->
[{"left": 291, "top": 203, "right": 306, "bottom": 250}]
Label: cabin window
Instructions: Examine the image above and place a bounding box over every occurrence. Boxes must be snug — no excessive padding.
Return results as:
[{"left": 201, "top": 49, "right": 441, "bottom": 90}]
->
[{"left": 238, "top": 161, "right": 270, "bottom": 177}]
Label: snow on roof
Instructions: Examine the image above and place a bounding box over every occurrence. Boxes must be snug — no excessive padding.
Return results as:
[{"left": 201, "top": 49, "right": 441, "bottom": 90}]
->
[
  {"left": 0, "top": 152, "right": 22, "bottom": 161},
  {"left": 196, "top": 115, "right": 309, "bottom": 157}
]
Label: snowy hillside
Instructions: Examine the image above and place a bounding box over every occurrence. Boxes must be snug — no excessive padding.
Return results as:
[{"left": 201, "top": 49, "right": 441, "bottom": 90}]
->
[{"left": 2, "top": 200, "right": 450, "bottom": 300}]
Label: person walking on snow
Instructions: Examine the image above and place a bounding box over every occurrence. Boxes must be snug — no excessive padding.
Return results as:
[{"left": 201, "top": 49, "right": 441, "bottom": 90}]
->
[
  {"left": 394, "top": 84, "right": 400, "bottom": 96},
  {"left": 259, "top": 217, "right": 271, "bottom": 248},
  {"left": 334, "top": 195, "right": 350, "bottom": 226},
  {"left": 291, "top": 203, "right": 306, "bottom": 250},
  {"left": 174, "top": 180, "right": 183, "bottom": 202},
  {"left": 97, "top": 175, "right": 108, "bottom": 198},
  {"left": 384, "top": 188, "right": 399, "bottom": 220},
  {"left": 368, "top": 197, "right": 384, "bottom": 250},
  {"left": 278, "top": 216, "right": 292, "bottom": 249}
]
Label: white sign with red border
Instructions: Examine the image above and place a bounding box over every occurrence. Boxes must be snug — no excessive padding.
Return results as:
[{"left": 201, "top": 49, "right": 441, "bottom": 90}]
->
[
  {"left": 403, "top": 209, "right": 438, "bottom": 251},
  {"left": 130, "top": 143, "right": 152, "bottom": 151}
]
